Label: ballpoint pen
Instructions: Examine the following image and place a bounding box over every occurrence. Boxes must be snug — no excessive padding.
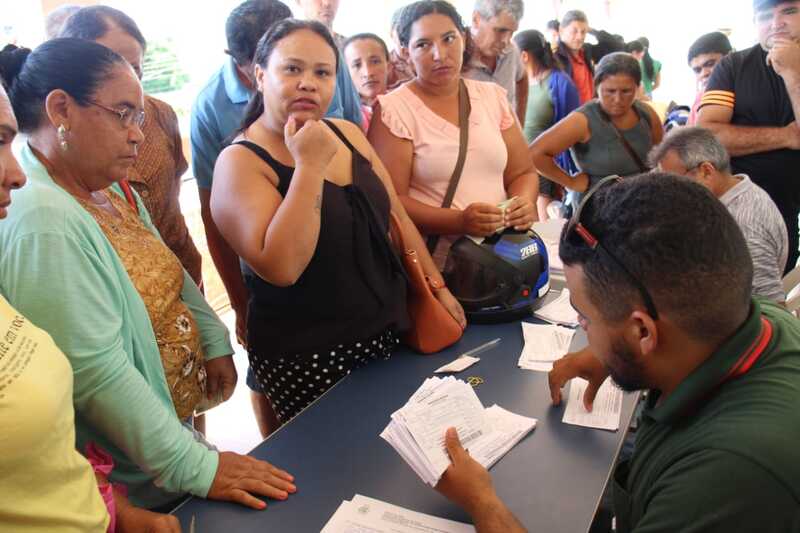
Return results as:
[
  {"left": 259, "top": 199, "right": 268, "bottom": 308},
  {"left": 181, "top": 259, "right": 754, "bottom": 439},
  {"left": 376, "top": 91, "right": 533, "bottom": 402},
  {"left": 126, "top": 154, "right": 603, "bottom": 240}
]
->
[{"left": 458, "top": 337, "right": 501, "bottom": 358}]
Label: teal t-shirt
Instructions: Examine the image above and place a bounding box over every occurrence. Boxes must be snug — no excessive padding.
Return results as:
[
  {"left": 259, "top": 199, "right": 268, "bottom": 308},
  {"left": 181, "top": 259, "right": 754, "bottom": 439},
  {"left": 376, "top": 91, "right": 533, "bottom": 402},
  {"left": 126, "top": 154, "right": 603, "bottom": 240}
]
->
[{"left": 640, "top": 59, "right": 661, "bottom": 96}]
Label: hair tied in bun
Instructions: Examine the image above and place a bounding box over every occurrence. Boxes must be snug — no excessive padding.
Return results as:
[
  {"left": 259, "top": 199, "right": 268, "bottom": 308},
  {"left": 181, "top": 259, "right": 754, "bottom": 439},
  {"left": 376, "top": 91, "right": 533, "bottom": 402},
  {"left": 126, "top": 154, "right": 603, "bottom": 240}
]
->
[{"left": 0, "top": 44, "right": 32, "bottom": 90}]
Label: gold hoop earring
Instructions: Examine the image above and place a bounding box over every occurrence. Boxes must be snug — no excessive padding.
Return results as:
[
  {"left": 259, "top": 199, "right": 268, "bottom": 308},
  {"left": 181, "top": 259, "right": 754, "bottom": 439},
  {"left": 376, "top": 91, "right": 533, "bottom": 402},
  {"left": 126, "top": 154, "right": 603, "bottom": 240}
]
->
[{"left": 57, "top": 124, "right": 69, "bottom": 151}]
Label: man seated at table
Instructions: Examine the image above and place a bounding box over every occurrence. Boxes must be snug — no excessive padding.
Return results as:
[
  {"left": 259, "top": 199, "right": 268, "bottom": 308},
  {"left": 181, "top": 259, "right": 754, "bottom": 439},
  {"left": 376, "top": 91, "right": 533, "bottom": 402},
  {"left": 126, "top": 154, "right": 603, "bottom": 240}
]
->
[
  {"left": 434, "top": 174, "right": 800, "bottom": 532},
  {"left": 650, "top": 127, "right": 788, "bottom": 302}
]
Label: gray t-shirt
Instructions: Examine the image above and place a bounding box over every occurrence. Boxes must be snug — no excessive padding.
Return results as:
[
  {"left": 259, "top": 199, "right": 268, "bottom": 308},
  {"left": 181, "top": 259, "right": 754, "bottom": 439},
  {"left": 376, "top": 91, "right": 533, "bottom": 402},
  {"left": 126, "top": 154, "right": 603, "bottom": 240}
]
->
[
  {"left": 720, "top": 175, "right": 788, "bottom": 301},
  {"left": 570, "top": 100, "right": 653, "bottom": 187},
  {"left": 464, "top": 42, "right": 525, "bottom": 108}
]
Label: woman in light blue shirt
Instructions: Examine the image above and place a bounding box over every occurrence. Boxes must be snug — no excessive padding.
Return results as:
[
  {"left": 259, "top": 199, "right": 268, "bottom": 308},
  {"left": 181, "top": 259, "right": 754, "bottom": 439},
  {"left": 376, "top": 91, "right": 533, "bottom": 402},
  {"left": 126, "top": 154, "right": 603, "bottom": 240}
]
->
[{"left": 0, "top": 38, "right": 295, "bottom": 511}]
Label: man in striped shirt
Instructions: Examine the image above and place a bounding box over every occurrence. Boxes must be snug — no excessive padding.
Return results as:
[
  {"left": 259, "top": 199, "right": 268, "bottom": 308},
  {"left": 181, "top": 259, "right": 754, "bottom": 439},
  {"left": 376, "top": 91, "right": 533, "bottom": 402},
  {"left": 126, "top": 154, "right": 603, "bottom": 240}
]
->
[
  {"left": 650, "top": 127, "right": 788, "bottom": 302},
  {"left": 698, "top": 0, "right": 800, "bottom": 273}
]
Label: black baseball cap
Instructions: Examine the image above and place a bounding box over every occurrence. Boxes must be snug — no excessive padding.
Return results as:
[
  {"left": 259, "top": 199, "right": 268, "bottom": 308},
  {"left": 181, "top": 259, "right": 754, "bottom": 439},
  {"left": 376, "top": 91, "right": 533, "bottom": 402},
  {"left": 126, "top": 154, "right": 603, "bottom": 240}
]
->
[{"left": 754, "top": 0, "right": 800, "bottom": 12}]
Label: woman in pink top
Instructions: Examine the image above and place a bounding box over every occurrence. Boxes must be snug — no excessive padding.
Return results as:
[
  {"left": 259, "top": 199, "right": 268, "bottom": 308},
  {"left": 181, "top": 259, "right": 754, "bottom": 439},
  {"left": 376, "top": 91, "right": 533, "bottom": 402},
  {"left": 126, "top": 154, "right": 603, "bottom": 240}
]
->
[{"left": 368, "top": 0, "right": 538, "bottom": 268}]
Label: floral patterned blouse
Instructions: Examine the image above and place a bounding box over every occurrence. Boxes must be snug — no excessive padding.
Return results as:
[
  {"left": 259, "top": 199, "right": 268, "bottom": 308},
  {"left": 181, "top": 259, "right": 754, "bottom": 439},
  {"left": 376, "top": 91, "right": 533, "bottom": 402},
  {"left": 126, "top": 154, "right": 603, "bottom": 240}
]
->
[
  {"left": 77, "top": 190, "right": 205, "bottom": 420},
  {"left": 128, "top": 95, "right": 202, "bottom": 285}
]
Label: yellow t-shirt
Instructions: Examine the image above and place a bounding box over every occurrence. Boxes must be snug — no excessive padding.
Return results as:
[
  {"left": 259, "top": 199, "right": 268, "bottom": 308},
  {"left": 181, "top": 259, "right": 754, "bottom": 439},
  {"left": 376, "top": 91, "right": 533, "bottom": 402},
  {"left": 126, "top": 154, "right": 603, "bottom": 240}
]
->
[{"left": 0, "top": 295, "right": 109, "bottom": 532}]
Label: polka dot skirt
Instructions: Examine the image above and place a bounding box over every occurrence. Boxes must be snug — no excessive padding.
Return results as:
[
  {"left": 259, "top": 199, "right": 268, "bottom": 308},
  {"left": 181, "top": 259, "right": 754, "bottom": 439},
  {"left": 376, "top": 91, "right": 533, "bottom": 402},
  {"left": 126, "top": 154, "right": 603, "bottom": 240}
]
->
[{"left": 249, "top": 329, "right": 399, "bottom": 423}]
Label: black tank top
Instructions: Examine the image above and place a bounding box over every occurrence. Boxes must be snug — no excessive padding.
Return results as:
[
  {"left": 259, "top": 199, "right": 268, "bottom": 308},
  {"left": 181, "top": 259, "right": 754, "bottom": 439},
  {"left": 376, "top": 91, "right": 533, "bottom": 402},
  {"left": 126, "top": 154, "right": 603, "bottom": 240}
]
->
[{"left": 236, "top": 120, "right": 408, "bottom": 357}]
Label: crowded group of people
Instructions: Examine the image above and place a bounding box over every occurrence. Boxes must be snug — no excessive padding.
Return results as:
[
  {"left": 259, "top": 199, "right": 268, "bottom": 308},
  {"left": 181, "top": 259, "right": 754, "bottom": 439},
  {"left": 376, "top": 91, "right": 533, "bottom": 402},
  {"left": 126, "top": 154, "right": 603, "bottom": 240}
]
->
[{"left": 1, "top": 0, "right": 799, "bottom": 532}]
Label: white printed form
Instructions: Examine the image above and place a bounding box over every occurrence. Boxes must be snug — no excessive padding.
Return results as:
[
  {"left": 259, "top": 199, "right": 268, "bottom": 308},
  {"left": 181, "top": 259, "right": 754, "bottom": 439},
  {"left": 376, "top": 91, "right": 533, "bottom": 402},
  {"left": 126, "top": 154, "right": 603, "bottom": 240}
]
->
[
  {"left": 518, "top": 323, "right": 575, "bottom": 372},
  {"left": 321, "top": 494, "right": 475, "bottom": 533},
  {"left": 533, "top": 289, "right": 580, "bottom": 327},
  {"left": 400, "top": 380, "right": 489, "bottom": 478},
  {"left": 562, "top": 378, "right": 623, "bottom": 431},
  {"left": 381, "top": 377, "right": 537, "bottom": 486}
]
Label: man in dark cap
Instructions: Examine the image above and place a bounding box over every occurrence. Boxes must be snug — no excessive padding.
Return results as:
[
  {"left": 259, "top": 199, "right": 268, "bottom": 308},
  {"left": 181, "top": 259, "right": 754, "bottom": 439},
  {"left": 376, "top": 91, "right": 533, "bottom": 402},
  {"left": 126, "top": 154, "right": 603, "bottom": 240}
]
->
[
  {"left": 686, "top": 31, "right": 732, "bottom": 125},
  {"left": 698, "top": 0, "right": 800, "bottom": 273}
]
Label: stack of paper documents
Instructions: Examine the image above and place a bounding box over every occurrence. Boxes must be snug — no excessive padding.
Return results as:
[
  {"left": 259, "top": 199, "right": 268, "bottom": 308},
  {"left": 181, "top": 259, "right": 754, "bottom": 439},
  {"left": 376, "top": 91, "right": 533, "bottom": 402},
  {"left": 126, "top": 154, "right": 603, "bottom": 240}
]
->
[
  {"left": 562, "top": 378, "right": 624, "bottom": 431},
  {"left": 518, "top": 323, "right": 576, "bottom": 372},
  {"left": 380, "top": 377, "right": 537, "bottom": 486},
  {"left": 322, "top": 494, "right": 475, "bottom": 532},
  {"left": 533, "top": 289, "right": 580, "bottom": 327}
]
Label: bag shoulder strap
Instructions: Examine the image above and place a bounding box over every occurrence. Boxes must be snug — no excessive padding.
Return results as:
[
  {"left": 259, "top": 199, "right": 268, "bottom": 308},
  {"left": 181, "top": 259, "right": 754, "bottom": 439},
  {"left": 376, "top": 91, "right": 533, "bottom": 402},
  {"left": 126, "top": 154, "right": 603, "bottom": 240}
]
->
[
  {"left": 321, "top": 119, "right": 358, "bottom": 153},
  {"left": 118, "top": 179, "right": 139, "bottom": 215},
  {"left": 426, "top": 79, "right": 472, "bottom": 253},
  {"left": 599, "top": 105, "right": 649, "bottom": 173}
]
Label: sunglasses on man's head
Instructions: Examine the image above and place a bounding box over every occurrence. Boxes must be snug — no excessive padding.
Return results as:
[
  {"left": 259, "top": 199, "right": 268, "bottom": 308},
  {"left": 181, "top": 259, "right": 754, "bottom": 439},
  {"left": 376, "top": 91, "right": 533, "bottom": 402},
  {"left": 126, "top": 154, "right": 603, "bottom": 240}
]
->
[{"left": 566, "top": 175, "right": 660, "bottom": 320}]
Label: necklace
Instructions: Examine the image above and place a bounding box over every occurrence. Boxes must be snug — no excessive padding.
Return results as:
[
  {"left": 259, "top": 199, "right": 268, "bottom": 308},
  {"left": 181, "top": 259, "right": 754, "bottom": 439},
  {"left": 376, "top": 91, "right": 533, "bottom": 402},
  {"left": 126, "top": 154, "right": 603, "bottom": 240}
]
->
[{"left": 28, "top": 144, "right": 121, "bottom": 217}]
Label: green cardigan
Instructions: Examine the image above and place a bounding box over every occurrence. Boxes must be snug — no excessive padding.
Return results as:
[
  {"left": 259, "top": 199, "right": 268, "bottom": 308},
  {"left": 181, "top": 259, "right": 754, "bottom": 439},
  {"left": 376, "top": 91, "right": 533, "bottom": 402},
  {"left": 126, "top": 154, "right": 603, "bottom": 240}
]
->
[{"left": 0, "top": 144, "right": 232, "bottom": 508}]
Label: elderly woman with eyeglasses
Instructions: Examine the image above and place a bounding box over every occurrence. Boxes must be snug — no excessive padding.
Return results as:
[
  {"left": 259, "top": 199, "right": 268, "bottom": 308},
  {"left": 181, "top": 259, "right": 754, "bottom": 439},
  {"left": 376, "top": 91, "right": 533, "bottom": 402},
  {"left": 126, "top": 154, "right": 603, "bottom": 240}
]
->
[
  {"left": 59, "top": 5, "right": 203, "bottom": 287},
  {"left": 0, "top": 39, "right": 296, "bottom": 511}
]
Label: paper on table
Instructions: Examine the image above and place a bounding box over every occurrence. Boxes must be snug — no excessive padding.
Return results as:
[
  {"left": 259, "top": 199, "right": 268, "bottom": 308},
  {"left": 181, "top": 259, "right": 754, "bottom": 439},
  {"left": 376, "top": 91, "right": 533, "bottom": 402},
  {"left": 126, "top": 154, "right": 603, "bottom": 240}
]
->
[
  {"left": 518, "top": 323, "right": 575, "bottom": 372},
  {"left": 533, "top": 289, "right": 580, "bottom": 327},
  {"left": 471, "top": 405, "right": 537, "bottom": 469},
  {"left": 562, "top": 378, "right": 623, "bottom": 431},
  {"left": 435, "top": 355, "right": 480, "bottom": 374},
  {"left": 381, "top": 377, "right": 537, "bottom": 486},
  {"left": 321, "top": 494, "right": 475, "bottom": 533},
  {"left": 400, "top": 380, "right": 489, "bottom": 477}
]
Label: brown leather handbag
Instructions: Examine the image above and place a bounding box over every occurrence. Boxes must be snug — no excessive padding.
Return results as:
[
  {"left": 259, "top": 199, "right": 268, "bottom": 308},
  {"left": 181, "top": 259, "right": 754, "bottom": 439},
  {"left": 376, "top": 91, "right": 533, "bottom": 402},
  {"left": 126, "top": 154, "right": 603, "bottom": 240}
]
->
[{"left": 389, "top": 212, "right": 463, "bottom": 354}]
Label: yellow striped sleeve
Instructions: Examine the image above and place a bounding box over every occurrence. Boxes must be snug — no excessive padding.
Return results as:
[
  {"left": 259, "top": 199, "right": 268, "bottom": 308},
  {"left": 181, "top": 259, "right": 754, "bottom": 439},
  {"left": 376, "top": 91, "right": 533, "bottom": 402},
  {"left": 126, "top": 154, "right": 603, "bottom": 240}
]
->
[{"left": 700, "top": 90, "right": 735, "bottom": 109}]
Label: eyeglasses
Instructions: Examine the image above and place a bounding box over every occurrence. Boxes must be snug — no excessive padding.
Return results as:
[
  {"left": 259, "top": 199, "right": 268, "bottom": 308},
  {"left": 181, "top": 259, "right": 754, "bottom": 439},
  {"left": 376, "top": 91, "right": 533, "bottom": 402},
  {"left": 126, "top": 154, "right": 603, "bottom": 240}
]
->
[
  {"left": 88, "top": 100, "right": 146, "bottom": 129},
  {"left": 566, "top": 175, "right": 660, "bottom": 320}
]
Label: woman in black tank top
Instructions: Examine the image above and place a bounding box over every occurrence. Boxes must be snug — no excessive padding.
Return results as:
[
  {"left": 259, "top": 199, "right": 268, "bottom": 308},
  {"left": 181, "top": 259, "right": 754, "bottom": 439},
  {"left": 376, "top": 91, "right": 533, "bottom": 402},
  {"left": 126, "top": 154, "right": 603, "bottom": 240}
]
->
[{"left": 210, "top": 20, "right": 465, "bottom": 424}]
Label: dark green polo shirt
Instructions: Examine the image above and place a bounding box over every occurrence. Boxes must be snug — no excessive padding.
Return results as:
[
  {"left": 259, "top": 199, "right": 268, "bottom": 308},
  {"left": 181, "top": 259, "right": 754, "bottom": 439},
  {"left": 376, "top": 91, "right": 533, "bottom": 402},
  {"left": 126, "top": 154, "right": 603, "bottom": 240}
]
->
[{"left": 613, "top": 299, "right": 800, "bottom": 533}]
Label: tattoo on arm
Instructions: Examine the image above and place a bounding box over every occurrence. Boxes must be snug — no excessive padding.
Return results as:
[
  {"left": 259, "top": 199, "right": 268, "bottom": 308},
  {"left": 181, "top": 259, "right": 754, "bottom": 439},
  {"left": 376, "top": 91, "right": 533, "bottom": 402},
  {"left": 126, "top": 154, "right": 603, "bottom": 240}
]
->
[{"left": 314, "top": 194, "right": 322, "bottom": 213}]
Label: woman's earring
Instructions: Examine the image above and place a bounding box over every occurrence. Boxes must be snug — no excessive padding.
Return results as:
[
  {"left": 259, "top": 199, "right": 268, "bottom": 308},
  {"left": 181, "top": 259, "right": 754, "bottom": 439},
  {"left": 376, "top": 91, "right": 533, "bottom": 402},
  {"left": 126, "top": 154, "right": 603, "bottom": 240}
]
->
[{"left": 57, "top": 124, "right": 69, "bottom": 151}]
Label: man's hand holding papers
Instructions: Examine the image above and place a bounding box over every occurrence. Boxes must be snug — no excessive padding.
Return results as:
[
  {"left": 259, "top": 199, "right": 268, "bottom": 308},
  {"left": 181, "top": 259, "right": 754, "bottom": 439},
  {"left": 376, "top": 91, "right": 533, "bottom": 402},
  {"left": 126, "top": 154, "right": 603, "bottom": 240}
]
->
[
  {"left": 380, "top": 377, "right": 536, "bottom": 487},
  {"left": 436, "top": 428, "right": 527, "bottom": 533}
]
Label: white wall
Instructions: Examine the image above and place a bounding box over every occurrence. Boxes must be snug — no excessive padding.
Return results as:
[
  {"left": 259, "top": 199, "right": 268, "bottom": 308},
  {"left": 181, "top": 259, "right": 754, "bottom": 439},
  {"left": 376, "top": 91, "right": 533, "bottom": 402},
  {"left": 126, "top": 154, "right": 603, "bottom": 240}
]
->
[{"left": 6, "top": 0, "right": 760, "bottom": 108}]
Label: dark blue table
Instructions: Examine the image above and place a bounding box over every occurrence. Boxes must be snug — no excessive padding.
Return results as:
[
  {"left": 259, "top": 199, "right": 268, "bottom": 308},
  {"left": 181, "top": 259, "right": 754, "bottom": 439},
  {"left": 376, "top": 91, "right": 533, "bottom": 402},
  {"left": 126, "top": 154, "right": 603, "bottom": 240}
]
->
[{"left": 173, "top": 303, "right": 637, "bottom": 532}]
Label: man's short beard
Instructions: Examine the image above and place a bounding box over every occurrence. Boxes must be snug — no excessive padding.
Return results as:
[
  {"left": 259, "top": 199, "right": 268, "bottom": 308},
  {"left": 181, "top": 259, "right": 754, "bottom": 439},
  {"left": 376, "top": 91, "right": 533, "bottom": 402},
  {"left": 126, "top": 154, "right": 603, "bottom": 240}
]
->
[{"left": 607, "top": 337, "right": 647, "bottom": 392}]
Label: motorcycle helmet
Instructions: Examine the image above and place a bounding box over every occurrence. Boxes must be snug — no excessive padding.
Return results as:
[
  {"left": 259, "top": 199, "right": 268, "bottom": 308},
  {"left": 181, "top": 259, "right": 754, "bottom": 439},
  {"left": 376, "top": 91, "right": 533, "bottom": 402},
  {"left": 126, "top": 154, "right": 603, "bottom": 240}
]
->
[{"left": 443, "top": 228, "right": 550, "bottom": 323}]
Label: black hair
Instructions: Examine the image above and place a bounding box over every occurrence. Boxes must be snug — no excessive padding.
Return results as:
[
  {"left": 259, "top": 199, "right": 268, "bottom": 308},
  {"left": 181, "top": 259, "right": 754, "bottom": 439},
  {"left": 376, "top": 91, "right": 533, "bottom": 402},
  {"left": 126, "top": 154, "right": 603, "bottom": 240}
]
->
[
  {"left": 546, "top": 19, "right": 559, "bottom": 31},
  {"left": 687, "top": 31, "right": 732, "bottom": 64},
  {"left": 589, "top": 29, "right": 626, "bottom": 64},
  {"left": 559, "top": 173, "right": 752, "bottom": 343},
  {"left": 225, "top": 0, "right": 292, "bottom": 66},
  {"left": 594, "top": 51, "right": 641, "bottom": 87},
  {"left": 344, "top": 33, "right": 390, "bottom": 61},
  {"left": 58, "top": 5, "right": 147, "bottom": 51},
  {"left": 391, "top": 6, "right": 406, "bottom": 32},
  {"left": 238, "top": 19, "right": 339, "bottom": 134},
  {"left": 0, "top": 39, "right": 126, "bottom": 132},
  {"left": 634, "top": 36, "right": 655, "bottom": 80},
  {"left": 626, "top": 40, "right": 644, "bottom": 54},
  {"left": 514, "top": 30, "right": 559, "bottom": 71},
  {"left": 397, "top": 0, "right": 473, "bottom": 72}
]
